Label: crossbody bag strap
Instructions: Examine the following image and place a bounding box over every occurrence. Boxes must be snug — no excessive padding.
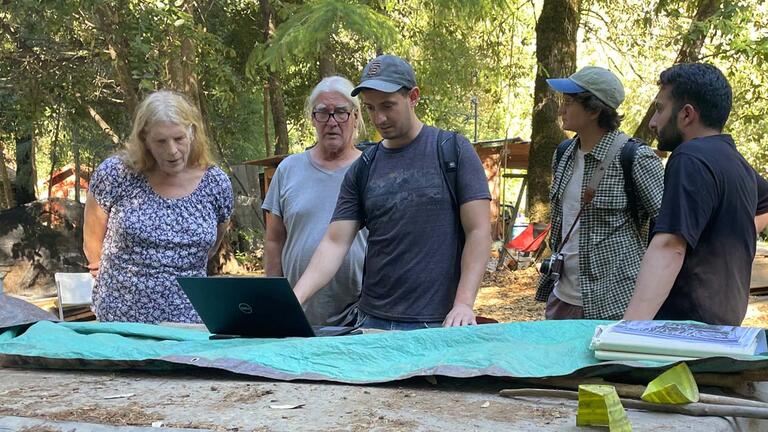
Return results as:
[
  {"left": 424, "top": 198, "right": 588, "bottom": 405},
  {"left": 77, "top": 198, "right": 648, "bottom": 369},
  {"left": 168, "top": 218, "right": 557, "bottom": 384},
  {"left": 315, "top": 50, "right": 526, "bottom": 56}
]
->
[
  {"left": 582, "top": 132, "right": 629, "bottom": 204},
  {"left": 560, "top": 132, "right": 630, "bottom": 248}
]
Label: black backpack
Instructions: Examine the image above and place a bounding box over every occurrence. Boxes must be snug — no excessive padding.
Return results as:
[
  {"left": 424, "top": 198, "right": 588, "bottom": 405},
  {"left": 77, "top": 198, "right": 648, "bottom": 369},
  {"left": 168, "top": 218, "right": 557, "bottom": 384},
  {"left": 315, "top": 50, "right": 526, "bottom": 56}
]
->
[
  {"left": 555, "top": 137, "right": 644, "bottom": 230},
  {"left": 354, "top": 130, "right": 460, "bottom": 229}
]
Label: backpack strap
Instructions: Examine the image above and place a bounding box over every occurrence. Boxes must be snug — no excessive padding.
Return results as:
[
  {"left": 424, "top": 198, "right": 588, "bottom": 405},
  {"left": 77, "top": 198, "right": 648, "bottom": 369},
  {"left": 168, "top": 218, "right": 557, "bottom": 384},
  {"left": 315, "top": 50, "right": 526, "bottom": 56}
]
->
[
  {"left": 554, "top": 135, "right": 646, "bottom": 235},
  {"left": 552, "top": 137, "right": 577, "bottom": 200},
  {"left": 620, "top": 139, "right": 642, "bottom": 231},
  {"left": 583, "top": 132, "right": 629, "bottom": 204},
  {"left": 355, "top": 142, "right": 380, "bottom": 229},
  {"left": 555, "top": 138, "right": 575, "bottom": 168},
  {"left": 356, "top": 131, "right": 461, "bottom": 228},
  {"left": 437, "top": 130, "right": 459, "bottom": 211}
]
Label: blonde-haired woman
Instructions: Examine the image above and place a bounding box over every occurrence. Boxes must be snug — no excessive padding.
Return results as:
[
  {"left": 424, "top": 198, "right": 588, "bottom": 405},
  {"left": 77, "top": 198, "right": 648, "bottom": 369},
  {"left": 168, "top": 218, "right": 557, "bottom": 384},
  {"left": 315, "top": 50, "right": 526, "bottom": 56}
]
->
[{"left": 83, "top": 90, "right": 233, "bottom": 323}]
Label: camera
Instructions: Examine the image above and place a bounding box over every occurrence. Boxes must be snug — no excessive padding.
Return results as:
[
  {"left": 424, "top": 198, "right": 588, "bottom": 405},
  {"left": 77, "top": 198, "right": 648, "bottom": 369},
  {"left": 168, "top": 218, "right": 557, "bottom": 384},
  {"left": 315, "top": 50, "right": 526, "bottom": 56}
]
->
[{"left": 539, "top": 252, "right": 564, "bottom": 282}]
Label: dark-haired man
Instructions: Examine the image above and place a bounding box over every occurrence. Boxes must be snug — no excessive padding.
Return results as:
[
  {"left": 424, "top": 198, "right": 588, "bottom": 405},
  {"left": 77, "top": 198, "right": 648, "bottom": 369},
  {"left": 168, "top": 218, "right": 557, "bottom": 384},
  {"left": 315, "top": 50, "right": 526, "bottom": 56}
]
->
[
  {"left": 293, "top": 55, "right": 492, "bottom": 330},
  {"left": 624, "top": 63, "right": 768, "bottom": 325},
  {"left": 537, "top": 66, "right": 665, "bottom": 320}
]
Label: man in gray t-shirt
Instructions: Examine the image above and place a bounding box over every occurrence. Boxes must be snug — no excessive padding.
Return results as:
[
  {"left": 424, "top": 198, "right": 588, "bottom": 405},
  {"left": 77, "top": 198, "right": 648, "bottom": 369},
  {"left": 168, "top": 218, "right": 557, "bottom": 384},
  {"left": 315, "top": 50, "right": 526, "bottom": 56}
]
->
[
  {"left": 262, "top": 152, "right": 366, "bottom": 325},
  {"left": 293, "top": 55, "right": 491, "bottom": 329},
  {"left": 262, "top": 76, "right": 367, "bottom": 326}
]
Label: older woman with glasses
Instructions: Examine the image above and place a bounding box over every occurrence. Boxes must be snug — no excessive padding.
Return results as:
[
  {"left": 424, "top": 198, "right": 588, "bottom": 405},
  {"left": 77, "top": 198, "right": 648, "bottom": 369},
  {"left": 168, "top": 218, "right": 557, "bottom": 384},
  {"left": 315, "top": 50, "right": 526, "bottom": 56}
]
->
[
  {"left": 262, "top": 76, "right": 368, "bottom": 326},
  {"left": 83, "top": 90, "right": 233, "bottom": 323}
]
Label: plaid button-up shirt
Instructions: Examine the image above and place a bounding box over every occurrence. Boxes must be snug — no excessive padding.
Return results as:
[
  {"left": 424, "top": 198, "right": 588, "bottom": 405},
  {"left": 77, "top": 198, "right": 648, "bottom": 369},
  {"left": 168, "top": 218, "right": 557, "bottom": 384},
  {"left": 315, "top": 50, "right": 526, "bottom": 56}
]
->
[{"left": 535, "top": 130, "right": 665, "bottom": 319}]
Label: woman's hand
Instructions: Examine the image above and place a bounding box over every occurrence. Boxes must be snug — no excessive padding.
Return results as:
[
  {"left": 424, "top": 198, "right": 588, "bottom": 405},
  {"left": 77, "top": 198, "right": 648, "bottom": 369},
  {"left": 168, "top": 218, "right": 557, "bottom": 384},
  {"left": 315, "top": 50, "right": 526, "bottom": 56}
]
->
[
  {"left": 83, "top": 192, "right": 108, "bottom": 278},
  {"left": 87, "top": 261, "right": 100, "bottom": 279}
]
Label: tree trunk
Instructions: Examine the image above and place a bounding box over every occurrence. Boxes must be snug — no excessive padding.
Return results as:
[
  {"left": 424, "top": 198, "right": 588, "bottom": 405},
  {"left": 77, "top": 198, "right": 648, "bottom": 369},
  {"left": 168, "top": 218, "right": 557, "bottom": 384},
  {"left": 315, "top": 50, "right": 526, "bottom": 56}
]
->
[
  {"left": 0, "top": 139, "right": 14, "bottom": 208},
  {"left": 526, "top": 0, "right": 582, "bottom": 222},
  {"left": 14, "top": 134, "right": 36, "bottom": 205},
  {"left": 259, "top": 0, "right": 290, "bottom": 155},
  {"left": 93, "top": 4, "right": 141, "bottom": 116},
  {"left": 318, "top": 52, "right": 336, "bottom": 78},
  {"left": 633, "top": 0, "right": 722, "bottom": 143},
  {"left": 86, "top": 105, "right": 121, "bottom": 147},
  {"left": 73, "top": 126, "right": 81, "bottom": 204},
  {"left": 168, "top": 1, "right": 203, "bottom": 109},
  {"left": 47, "top": 113, "right": 61, "bottom": 200},
  {"left": 268, "top": 74, "right": 290, "bottom": 155},
  {"left": 180, "top": 37, "right": 202, "bottom": 108},
  {"left": 175, "top": 3, "right": 223, "bottom": 167},
  {"left": 263, "top": 83, "right": 272, "bottom": 157}
]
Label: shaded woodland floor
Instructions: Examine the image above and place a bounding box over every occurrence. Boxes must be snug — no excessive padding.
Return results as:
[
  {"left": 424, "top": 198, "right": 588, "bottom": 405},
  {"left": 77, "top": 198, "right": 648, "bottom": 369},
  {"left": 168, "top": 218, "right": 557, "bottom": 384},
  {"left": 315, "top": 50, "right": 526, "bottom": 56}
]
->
[{"left": 475, "top": 267, "right": 768, "bottom": 327}]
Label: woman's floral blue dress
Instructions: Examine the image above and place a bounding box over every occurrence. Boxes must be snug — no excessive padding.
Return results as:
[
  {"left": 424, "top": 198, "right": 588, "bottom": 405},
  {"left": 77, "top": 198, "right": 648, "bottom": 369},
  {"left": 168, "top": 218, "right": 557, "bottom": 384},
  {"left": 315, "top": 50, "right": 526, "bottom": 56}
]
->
[{"left": 90, "top": 156, "right": 233, "bottom": 323}]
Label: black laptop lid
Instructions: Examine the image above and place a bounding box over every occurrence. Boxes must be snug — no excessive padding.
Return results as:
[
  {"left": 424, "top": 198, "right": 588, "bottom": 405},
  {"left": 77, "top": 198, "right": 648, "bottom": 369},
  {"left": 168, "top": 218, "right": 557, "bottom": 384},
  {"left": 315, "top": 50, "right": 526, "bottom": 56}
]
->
[{"left": 177, "top": 277, "right": 315, "bottom": 338}]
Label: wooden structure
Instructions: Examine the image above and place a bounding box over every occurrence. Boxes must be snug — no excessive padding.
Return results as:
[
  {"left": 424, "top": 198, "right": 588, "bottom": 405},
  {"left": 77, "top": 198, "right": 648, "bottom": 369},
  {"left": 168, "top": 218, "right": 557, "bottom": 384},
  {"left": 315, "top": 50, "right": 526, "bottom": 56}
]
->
[
  {"left": 474, "top": 138, "right": 530, "bottom": 239},
  {"left": 229, "top": 163, "right": 265, "bottom": 234},
  {"left": 242, "top": 154, "right": 289, "bottom": 201},
  {"left": 242, "top": 138, "right": 532, "bottom": 240},
  {"left": 38, "top": 164, "right": 91, "bottom": 202}
]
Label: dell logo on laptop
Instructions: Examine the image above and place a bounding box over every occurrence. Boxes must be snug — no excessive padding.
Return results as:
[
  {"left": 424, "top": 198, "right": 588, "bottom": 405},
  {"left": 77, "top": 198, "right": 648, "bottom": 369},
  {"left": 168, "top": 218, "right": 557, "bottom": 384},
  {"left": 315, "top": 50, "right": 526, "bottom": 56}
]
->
[{"left": 238, "top": 303, "right": 253, "bottom": 314}]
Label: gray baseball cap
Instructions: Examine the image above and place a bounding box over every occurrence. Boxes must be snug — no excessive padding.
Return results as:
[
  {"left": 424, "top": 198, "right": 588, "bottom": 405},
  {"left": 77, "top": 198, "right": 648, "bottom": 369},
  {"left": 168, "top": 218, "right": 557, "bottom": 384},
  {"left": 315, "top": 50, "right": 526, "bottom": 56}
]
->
[
  {"left": 547, "top": 66, "right": 625, "bottom": 109},
  {"left": 351, "top": 55, "right": 417, "bottom": 96}
]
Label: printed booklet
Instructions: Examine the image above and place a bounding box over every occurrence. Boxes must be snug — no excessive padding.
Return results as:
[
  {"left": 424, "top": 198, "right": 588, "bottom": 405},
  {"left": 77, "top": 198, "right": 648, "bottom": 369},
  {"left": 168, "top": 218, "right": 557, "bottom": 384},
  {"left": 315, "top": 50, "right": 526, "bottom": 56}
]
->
[{"left": 590, "top": 321, "right": 768, "bottom": 361}]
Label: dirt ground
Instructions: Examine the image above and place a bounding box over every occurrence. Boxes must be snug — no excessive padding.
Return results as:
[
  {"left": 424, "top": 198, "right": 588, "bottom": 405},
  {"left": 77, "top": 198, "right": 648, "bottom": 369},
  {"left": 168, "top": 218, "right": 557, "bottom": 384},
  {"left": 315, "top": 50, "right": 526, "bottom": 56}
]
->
[
  {"left": 475, "top": 267, "right": 544, "bottom": 322},
  {"left": 5, "top": 267, "right": 768, "bottom": 431},
  {"left": 0, "top": 369, "right": 760, "bottom": 431},
  {"left": 474, "top": 266, "right": 768, "bottom": 327}
]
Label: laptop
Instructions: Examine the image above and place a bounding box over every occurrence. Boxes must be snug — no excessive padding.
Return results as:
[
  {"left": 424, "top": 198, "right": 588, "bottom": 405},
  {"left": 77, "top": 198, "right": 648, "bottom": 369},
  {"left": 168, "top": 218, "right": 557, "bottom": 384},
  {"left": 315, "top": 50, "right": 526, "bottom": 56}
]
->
[{"left": 177, "top": 276, "right": 357, "bottom": 338}]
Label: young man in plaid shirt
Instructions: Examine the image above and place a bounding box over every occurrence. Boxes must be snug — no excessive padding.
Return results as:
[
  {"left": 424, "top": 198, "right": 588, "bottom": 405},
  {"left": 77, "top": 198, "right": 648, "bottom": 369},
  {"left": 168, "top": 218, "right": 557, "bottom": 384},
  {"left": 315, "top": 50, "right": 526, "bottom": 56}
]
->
[{"left": 536, "top": 66, "right": 665, "bottom": 320}]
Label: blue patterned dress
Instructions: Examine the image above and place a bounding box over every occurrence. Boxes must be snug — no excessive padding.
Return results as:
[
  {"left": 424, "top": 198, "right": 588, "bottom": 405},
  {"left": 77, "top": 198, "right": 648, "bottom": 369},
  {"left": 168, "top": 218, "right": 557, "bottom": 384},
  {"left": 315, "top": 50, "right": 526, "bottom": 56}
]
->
[{"left": 90, "top": 156, "right": 233, "bottom": 323}]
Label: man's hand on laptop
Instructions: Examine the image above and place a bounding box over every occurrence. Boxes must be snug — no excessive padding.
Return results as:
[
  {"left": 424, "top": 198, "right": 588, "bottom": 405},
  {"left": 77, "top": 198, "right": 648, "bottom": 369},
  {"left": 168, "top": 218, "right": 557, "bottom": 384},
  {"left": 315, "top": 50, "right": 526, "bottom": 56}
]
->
[{"left": 443, "top": 302, "right": 477, "bottom": 327}]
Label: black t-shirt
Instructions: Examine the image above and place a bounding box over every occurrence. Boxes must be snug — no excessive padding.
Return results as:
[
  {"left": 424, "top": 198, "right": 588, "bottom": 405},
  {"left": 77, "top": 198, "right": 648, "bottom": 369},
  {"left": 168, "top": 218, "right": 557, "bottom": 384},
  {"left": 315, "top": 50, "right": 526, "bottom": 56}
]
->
[
  {"left": 332, "top": 125, "right": 491, "bottom": 321},
  {"left": 654, "top": 134, "right": 768, "bottom": 325}
]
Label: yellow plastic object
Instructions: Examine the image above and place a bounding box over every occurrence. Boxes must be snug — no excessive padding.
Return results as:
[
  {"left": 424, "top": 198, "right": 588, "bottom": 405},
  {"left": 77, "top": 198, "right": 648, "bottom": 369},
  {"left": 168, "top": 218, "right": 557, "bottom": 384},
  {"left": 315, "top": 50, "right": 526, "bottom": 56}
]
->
[
  {"left": 576, "top": 384, "right": 632, "bottom": 431},
  {"left": 641, "top": 362, "right": 700, "bottom": 404}
]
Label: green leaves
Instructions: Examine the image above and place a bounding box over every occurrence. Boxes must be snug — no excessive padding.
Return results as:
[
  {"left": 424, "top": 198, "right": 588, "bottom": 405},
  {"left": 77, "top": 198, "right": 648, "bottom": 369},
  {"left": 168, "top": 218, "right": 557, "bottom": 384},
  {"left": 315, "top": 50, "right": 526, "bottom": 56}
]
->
[
  {"left": 2, "top": 0, "right": 768, "bottom": 179},
  {"left": 261, "top": 0, "right": 399, "bottom": 69}
]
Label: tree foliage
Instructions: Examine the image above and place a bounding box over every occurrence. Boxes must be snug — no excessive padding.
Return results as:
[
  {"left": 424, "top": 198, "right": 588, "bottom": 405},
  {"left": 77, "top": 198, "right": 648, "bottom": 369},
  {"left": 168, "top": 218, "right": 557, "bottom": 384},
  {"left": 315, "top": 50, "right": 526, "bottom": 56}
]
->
[
  {"left": 0, "top": 0, "right": 766, "bottom": 210},
  {"left": 1, "top": 0, "right": 269, "bottom": 188},
  {"left": 578, "top": 0, "right": 768, "bottom": 170},
  {"left": 260, "top": 0, "right": 399, "bottom": 70}
]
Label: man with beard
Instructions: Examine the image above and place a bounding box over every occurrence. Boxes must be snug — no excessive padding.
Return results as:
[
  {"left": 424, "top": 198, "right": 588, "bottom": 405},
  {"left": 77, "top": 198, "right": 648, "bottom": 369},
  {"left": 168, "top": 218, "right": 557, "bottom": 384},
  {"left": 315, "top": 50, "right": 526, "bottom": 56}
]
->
[
  {"left": 292, "top": 55, "right": 492, "bottom": 330},
  {"left": 623, "top": 63, "right": 768, "bottom": 325}
]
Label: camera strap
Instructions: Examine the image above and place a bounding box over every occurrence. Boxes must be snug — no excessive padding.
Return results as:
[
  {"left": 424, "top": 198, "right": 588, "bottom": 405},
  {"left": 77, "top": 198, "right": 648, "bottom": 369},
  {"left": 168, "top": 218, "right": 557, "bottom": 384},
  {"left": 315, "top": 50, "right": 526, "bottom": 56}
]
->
[{"left": 559, "top": 132, "right": 630, "bottom": 249}]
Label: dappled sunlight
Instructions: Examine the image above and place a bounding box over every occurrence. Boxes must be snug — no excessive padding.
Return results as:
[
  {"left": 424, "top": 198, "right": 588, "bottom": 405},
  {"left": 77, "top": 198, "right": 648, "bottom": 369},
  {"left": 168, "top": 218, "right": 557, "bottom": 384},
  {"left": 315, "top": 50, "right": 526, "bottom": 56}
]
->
[{"left": 476, "top": 267, "right": 545, "bottom": 322}]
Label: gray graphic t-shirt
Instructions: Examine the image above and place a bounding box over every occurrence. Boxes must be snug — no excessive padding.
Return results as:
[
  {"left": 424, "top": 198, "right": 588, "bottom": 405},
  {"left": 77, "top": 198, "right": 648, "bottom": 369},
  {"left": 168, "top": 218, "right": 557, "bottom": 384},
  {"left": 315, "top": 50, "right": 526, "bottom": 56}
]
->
[
  {"left": 262, "top": 151, "right": 367, "bottom": 326},
  {"left": 332, "top": 126, "right": 491, "bottom": 321}
]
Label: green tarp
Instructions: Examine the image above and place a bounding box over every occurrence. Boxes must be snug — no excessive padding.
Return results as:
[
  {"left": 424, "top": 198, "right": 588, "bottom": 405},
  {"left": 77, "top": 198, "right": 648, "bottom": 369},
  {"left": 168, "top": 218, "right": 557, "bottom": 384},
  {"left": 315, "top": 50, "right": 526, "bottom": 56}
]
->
[{"left": 2, "top": 320, "right": 768, "bottom": 383}]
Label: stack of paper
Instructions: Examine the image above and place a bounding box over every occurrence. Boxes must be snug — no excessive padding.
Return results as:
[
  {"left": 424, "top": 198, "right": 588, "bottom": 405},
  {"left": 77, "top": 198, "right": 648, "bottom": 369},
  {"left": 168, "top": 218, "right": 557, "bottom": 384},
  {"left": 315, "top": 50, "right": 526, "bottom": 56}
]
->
[{"left": 590, "top": 321, "right": 768, "bottom": 362}]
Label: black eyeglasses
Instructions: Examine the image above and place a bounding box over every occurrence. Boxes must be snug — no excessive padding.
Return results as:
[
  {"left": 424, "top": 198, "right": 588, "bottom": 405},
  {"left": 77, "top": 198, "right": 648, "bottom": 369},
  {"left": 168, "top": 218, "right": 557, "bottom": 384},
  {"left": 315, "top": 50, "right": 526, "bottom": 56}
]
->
[{"left": 312, "top": 111, "right": 351, "bottom": 123}]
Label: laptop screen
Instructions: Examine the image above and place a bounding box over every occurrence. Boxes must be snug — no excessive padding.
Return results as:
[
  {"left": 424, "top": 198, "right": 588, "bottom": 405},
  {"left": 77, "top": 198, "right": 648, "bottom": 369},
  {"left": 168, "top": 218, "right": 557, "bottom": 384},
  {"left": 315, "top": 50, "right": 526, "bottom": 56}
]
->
[{"left": 177, "top": 276, "right": 315, "bottom": 338}]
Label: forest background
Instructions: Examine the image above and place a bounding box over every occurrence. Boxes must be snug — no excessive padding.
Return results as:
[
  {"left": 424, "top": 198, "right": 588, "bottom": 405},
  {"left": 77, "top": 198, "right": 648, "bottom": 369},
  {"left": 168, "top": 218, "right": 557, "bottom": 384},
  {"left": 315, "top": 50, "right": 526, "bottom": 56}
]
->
[{"left": 1, "top": 0, "right": 766, "bottom": 225}]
